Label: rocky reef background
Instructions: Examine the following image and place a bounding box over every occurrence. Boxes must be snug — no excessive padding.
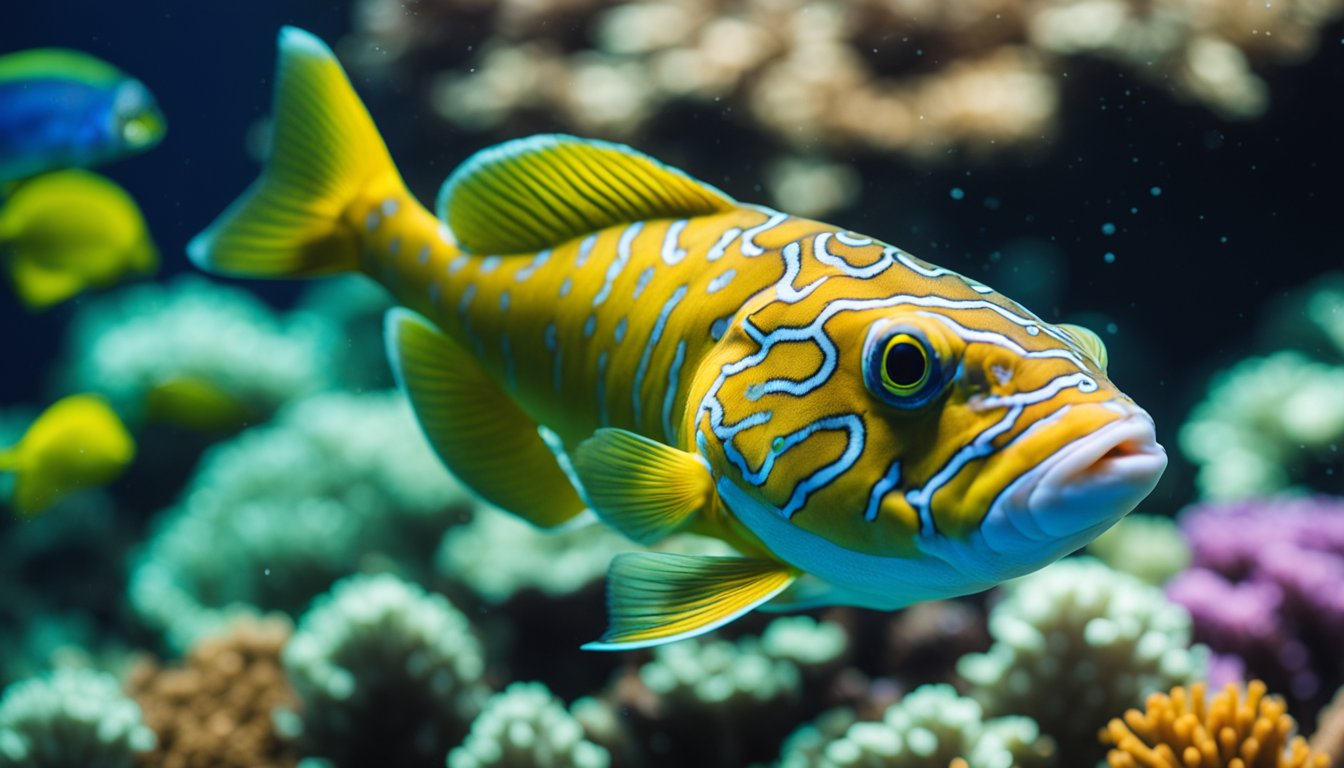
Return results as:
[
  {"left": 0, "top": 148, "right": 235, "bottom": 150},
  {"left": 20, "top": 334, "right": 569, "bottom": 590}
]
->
[{"left": 3, "top": 1, "right": 1344, "bottom": 766}]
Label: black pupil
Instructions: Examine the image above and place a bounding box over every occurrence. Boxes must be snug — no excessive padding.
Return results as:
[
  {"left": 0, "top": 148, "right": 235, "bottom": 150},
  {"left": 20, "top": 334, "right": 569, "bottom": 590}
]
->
[{"left": 885, "top": 342, "right": 926, "bottom": 387}]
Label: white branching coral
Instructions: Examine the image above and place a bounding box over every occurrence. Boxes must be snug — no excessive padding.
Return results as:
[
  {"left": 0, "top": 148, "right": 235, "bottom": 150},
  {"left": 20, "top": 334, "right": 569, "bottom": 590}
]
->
[
  {"left": 130, "top": 391, "right": 470, "bottom": 650},
  {"left": 0, "top": 669, "right": 155, "bottom": 768},
  {"left": 448, "top": 682, "right": 611, "bottom": 768},
  {"left": 779, "top": 684, "right": 1055, "bottom": 768},
  {"left": 280, "top": 573, "right": 489, "bottom": 767},
  {"left": 957, "top": 557, "right": 1207, "bottom": 763}
]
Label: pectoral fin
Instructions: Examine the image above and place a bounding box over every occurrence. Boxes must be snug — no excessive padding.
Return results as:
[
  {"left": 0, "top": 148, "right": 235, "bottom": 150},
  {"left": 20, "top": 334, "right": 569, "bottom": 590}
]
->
[
  {"left": 583, "top": 553, "right": 796, "bottom": 651},
  {"left": 386, "top": 308, "right": 586, "bottom": 528},
  {"left": 571, "top": 428, "right": 713, "bottom": 544}
]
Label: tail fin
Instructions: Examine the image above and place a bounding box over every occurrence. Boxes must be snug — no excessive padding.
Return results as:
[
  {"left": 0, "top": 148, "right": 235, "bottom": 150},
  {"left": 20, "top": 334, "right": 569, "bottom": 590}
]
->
[{"left": 188, "top": 27, "right": 400, "bottom": 278}]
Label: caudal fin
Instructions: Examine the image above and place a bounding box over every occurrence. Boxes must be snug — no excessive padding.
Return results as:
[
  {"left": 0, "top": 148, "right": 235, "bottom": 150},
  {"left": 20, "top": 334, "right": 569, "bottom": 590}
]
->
[{"left": 188, "top": 27, "right": 400, "bottom": 278}]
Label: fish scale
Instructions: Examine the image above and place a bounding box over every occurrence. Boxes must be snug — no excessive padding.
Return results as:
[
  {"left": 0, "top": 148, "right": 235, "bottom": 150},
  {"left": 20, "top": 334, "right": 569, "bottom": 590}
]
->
[{"left": 191, "top": 27, "right": 1167, "bottom": 651}]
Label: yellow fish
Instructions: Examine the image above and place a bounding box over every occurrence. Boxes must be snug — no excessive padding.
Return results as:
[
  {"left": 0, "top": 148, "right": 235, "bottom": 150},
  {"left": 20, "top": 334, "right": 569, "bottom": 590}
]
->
[
  {"left": 191, "top": 29, "right": 1167, "bottom": 650},
  {"left": 0, "top": 394, "right": 135, "bottom": 519},
  {"left": 0, "top": 169, "right": 158, "bottom": 309}
]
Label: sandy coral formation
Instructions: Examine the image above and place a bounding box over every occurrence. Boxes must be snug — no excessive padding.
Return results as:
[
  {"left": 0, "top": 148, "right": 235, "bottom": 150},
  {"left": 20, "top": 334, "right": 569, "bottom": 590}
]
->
[
  {"left": 778, "top": 683, "right": 1055, "bottom": 768},
  {"left": 129, "top": 390, "right": 471, "bottom": 651},
  {"left": 1166, "top": 497, "right": 1344, "bottom": 714},
  {"left": 0, "top": 668, "right": 155, "bottom": 768},
  {"left": 60, "top": 276, "right": 336, "bottom": 431},
  {"left": 957, "top": 557, "right": 1207, "bottom": 763},
  {"left": 448, "top": 681, "right": 611, "bottom": 768},
  {"left": 1311, "top": 685, "right": 1344, "bottom": 765},
  {"left": 352, "top": 0, "right": 1343, "bottom": 194},
  {"left": 1087, "top": 514, "right": 1191, "bottom": 586},
  {"left": 126, "top": 617, "right": 298, "bottom": 768},
  {"left": 279, "top": 572, "right": 489, "bottom": 768},
  {"left": 1101, "top": 680, "right": 1329, "bottom": 768}
]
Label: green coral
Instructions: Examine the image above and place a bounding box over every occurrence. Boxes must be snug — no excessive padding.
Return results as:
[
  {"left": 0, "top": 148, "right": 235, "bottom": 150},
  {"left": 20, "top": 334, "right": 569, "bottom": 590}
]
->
[
  {"left": 1085, "top": 514, "right": 1190, "bottom": 586},
  {"left": 436, "top": 505, "right": 734, "bottom": 603},
  {"left": 779, "top": 684, "right": 1054, "bottom": 768},
  {"left": 280, "top": 573, "right": 489, "bottom": 768},
  {"left": 61, "top": 276, "right": 336, "bottom": 426},
  {"left": 448, "top": 682, "right": 610, "bottom": 768},
  {"left": 129, "top": 390, "right": 471, "bottom": 650},
  {"left": 0, "top": 669, "right": 155, "bottom": 768},
  {"left": 640, "top": 633, "right": 801, "bottom": 714},
  {"left": 1180, "top": 351, "right": 1344, "bottom": 500},
  {"left": 957, "top": 557, "right": 1207, "bottom": 763}
]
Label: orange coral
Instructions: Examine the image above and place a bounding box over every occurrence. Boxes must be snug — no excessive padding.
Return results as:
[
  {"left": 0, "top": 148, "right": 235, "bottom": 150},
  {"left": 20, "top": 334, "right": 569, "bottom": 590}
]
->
[
  {"left": 126, "top": 616, "right": 298, "bottom": 768},
  {"left": 1101, "top": 680, "right": 1330, "bottom": 768}
]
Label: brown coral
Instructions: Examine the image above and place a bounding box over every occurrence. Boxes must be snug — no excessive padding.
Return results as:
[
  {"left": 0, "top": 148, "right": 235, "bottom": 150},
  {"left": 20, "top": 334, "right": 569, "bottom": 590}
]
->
[
  {"left": 125, "top": 616, "right": 298, "bottom": 768},
  {"left": 1101, "top": 680, "right": 1331, "bottom": 768}
]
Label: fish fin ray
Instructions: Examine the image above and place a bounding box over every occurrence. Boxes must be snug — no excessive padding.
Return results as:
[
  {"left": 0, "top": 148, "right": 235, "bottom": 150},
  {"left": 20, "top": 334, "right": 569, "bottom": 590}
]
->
[
  {"left": 385, "top": 308, "right": 585, "bottom": 528},
  {"left": 437, "top": 134, "right": 736, "bottom": 255},
  {"left": 188, "top": 27, "right": 398, "bottom": 278},
  {"left": 572, "top": 427, "right": 712, "bottom": 544},
  {"left": 583, "top": 553, "right": 795, "bottom": 651}
]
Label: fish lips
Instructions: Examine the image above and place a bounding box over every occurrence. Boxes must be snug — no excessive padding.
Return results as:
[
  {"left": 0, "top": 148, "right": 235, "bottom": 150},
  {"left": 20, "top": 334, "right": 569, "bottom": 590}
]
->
[{"left": 1013, "top": 408, "right": 1167, "bottom": 542}]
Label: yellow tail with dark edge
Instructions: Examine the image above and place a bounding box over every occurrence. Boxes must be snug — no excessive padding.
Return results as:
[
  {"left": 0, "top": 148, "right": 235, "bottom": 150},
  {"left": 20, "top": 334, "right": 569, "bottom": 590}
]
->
[{"left": 188, "top": 27, "right": 402, "bottom": 278}]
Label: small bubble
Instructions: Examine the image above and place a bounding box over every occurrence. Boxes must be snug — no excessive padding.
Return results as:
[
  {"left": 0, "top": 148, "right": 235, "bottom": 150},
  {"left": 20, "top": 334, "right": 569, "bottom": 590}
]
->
[
  {"left": 983, "top": 196, "right": 1001, "bottom": 210},
  {"left": 1103, "top": 252, "right": 1116, "bottom": 264},
  {"left": 1106, "top": 322, "right": 1118, "bottom": 334},
  {"left": 1149, "top": 186, "right": 1162, "bottom": 197},
  {"left": 1101, "top": 222, "right": 1117, "bottom": 236},
  {"left": 264, "top": 568, "right": 271, "bottom": 576},
  {"left": 1130, "top": 207, "right": 1138, "bottom": 214},
  {"left": 1220, "top": 236, "right": 1229, "bottom": 243},
  {"left": 949, "top": 187, "right": 965, "bottom": 200}
]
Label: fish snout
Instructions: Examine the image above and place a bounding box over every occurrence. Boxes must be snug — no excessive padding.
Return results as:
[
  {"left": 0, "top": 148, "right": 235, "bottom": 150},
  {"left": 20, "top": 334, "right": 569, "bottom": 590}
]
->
[{"left": 1024, "top": 405, "right": 1166, "bottom": 539}]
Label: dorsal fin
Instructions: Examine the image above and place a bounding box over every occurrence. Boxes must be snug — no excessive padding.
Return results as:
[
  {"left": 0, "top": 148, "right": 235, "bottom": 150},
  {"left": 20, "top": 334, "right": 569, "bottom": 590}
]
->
[{"left": 436, "top": 134, "right": 736, "bottom": 255}]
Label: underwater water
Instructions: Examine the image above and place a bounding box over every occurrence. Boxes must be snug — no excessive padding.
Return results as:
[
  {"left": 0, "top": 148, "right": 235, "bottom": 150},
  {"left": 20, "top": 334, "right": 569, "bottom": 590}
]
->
[{"left": 3, "top": 1, "right": 1344, "bottom": 766}]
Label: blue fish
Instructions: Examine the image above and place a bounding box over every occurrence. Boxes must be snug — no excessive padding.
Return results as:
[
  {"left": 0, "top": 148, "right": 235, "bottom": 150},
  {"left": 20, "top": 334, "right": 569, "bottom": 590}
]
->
[{"left": 0, "top": 49, "right": 165, "bottom": 183}]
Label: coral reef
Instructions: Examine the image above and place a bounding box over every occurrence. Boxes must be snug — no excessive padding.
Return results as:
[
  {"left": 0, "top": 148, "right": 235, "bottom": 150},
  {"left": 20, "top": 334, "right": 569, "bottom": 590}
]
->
[
  {"left": 1166, "top": 496, "right": 1344, "bottom": 715},
  {"left": 126, "top": 617, "right": 298, "bottom": 768},
  {"left": 778, "top": 683, "right": 1055, "bottom": 768},
  {"left": 1180, "top": 352, "right": 1344, "bottom": 500},
  {"left": 129, "top": 390, "right": 472, "bottom": 651},
  {"left": 0, "top": 668, "right": 155, "bottom": 768},
  {"left": 351, "top": 0, "right": 1344, "bottom": 216},
  {"left": 448, "top": 681, "right": 610, "bottom": 768},
  {"left": 279, "top": 572, "right": 490, "bottom": 768},
  {"left": 1312, "top": 685, "right": 1344, "bottom": 765},
  {"left": 957, "top": 557, "right": 1208, "bottom": 763},
  {"left": 1086, "top": 514, "right": 1191, "bottom": 586},
  {"left": 60, "top": 277, "right": 337, "bottom": 431},
  {"left": 614, "top": 622, "right": 815, "bottom": 767},
  {"left": 1101, "top": 680, "right": 1329, "bottom": 768}
]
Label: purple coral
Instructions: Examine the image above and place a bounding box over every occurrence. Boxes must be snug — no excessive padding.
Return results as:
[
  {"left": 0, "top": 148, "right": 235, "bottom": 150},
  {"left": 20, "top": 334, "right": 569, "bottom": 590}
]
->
[{"left": 1167, "top": 496, "right": 1344, "bottom": 714}]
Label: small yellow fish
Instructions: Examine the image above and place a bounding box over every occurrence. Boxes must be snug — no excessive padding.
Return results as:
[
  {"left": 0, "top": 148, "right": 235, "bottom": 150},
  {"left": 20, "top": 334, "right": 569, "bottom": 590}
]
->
[
  {"left": 191, "top": 29, "right": 1167, "bottom": 650},
  {"left": 0, "top": 169, "right": 158, "bottom": 309},
  {"left": 0, "top": 394, "right": 136, "bottom": 519}
]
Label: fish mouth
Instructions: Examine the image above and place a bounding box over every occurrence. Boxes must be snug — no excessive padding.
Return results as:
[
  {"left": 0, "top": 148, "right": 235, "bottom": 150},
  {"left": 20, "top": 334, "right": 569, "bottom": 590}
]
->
[{"left": 1017, "top": 406, "right": 1167, "bottom": 539}]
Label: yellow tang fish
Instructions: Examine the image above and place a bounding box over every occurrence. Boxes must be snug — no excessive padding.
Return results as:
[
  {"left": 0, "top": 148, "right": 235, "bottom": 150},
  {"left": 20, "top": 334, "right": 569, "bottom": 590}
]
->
[
  {"left": 0, "top": 394, "right": 135, "bottom": 519},
  {"left": 190, "top": 28, "right": 1167, "bottom": 650},
  {"left": 0, "top": 169, "right": 158, "bottom": 309}
]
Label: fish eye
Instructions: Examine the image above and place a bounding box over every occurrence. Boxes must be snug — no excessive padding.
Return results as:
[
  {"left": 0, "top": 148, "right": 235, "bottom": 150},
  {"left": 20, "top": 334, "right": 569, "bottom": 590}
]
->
[{"left": 863, "top": 324, "right": 948, "bottom": 409}]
